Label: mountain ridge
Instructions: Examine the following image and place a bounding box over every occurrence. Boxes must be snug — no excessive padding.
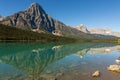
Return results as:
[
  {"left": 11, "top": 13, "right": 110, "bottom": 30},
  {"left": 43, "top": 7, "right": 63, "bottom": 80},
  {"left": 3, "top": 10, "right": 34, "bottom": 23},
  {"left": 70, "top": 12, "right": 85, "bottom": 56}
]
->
[
  {"left": 0, "top": 2, "right": 95, "bottom": 39},
  {"left": 0, "top": 2, "right": 117, "bottom": 39},
  {"left": 75, "top": 25, "right": 120, "bottom": 37}
]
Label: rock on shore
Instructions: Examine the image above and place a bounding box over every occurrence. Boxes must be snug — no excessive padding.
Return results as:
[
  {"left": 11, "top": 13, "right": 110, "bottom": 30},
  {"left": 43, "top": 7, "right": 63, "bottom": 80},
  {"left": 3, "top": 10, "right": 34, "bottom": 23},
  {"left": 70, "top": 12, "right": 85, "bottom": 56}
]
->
[
  {"left": 107, "top": 65, "right": 120, "bottom": 72},
  {"left": 92, "top": 70, "right": 100, "bottom": 77}
]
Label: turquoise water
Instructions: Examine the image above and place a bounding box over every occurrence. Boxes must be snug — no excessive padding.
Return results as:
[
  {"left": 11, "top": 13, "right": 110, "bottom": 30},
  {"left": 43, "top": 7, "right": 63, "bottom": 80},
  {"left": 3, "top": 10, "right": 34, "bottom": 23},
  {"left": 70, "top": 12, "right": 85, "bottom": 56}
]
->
[{"left": 0, "top": 42, "right": 120, "bottom": 80}]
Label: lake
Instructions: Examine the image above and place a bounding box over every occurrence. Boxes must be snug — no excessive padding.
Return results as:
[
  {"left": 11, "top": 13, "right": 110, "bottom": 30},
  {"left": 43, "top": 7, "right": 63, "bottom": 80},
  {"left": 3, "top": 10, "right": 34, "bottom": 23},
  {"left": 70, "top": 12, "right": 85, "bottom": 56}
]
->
[{"left": 0, "top": 42, "right": 120, "bottom": 80}]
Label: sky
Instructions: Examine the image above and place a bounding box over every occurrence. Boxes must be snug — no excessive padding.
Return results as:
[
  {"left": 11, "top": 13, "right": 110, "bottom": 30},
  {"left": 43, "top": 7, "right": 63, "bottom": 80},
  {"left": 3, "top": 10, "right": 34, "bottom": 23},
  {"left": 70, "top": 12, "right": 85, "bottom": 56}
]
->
[{"left": 0, "top": 0, "right": 120, "bottom": 32}]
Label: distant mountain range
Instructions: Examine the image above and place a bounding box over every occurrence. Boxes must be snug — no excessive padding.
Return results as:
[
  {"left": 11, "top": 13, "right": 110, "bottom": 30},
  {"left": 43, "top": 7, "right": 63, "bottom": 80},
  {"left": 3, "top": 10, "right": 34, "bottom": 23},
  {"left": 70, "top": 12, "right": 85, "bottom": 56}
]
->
[
  {"left": 75, "top": 24, "right": 120, "bottom": 37},
  {"left": 89, "top": 28, "right": 120, "bottom": 37},
  {"left": 0, "top": 2, "right": 118, "bottom": 39},
  {"left": 0, "top": 15, "right": 3, "bottom": 21}
]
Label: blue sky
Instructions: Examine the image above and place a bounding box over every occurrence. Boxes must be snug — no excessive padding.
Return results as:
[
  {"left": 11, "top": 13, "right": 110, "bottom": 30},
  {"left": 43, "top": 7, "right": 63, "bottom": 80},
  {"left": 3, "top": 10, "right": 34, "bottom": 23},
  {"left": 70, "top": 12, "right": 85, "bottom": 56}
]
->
[{"left": 0, "top": 0, "right": 120, "bottom": 32}]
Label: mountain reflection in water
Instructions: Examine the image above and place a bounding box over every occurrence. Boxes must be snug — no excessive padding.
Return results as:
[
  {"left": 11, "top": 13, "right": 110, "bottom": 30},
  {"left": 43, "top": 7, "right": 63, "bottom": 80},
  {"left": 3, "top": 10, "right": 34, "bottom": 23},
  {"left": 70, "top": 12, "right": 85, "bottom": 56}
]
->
[{"left": 0, "top": 43, "right": 120, "bottom": 80}]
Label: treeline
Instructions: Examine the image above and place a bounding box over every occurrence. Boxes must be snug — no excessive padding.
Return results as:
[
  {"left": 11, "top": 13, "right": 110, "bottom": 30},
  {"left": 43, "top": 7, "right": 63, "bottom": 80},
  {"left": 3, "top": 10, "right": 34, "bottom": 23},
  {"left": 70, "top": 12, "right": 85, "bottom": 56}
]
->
[
  {"left": 0, "top": 24, "right": 77, "bottom": 43},
  {"left": 0, "top": 24, "right": 119, "bottom": 43}
]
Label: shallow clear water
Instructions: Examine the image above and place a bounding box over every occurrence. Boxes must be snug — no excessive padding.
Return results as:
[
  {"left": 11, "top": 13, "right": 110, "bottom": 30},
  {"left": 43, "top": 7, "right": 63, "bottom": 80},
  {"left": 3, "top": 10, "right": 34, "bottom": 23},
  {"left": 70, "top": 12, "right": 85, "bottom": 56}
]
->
[{"left": 0, "top": 42, "right": 120, "bottom": 80}]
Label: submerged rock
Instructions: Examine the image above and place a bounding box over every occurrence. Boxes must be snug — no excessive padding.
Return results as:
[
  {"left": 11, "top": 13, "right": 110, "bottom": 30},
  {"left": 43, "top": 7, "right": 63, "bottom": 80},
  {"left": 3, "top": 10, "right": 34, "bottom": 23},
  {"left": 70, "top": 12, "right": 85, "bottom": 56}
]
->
[
  {"left": 107, "top": 65, "right": 120, "bottom": 73},
  {"left": 92, "top": 70, "right": 100, "bottom": 77}
]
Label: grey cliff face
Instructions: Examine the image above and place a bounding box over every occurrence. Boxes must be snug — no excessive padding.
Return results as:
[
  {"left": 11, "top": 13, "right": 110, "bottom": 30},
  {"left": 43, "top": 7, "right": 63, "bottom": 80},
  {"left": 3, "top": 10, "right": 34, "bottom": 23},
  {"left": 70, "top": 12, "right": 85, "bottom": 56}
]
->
[{"left": 1, "top": 3, "right": 55, "bottom": 32}]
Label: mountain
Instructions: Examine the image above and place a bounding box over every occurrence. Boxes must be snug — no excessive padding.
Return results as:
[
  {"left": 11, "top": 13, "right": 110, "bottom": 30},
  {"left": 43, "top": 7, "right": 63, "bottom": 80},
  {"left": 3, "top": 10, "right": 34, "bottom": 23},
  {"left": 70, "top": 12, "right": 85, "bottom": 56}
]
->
[
  {"left": 1, "top": 3, "right": 54, "bottom": 31},
  {"left": 75, "top": 25, "right": 116, "bottom": 39},
  {"left": 0, "top": 2, "right": 118, "bottom": 40},
  {"left": 0, "top": 15, "right": 3, "bottom": 21},
  {"left": 0, "top": 3, "right": 94, "bottom": 39},
  {"left": 89, "top": 28, "right": 120, "bottom": 37},
  {"left": 75, "top": 24, "right": 120, "bottom": 38},
  {"left": 75, "top": 24, "right": 89, "bottom": 33}
]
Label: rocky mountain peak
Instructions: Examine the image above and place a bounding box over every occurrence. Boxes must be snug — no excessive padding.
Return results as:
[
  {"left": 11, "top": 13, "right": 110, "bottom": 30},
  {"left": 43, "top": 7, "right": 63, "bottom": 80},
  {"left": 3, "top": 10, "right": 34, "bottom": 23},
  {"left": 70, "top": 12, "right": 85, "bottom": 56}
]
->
[
  {"left": 30, "top": 2, "right": 40, "bottom": 6},
  {"left": 26, "top": 2, "right": 46, "bottom": 16},
  {"left": 76, "top": 24, "right": 89, "bottom": 33},
  {"left": 1, "top": 2, "right": 54, "bottom": 31}
]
